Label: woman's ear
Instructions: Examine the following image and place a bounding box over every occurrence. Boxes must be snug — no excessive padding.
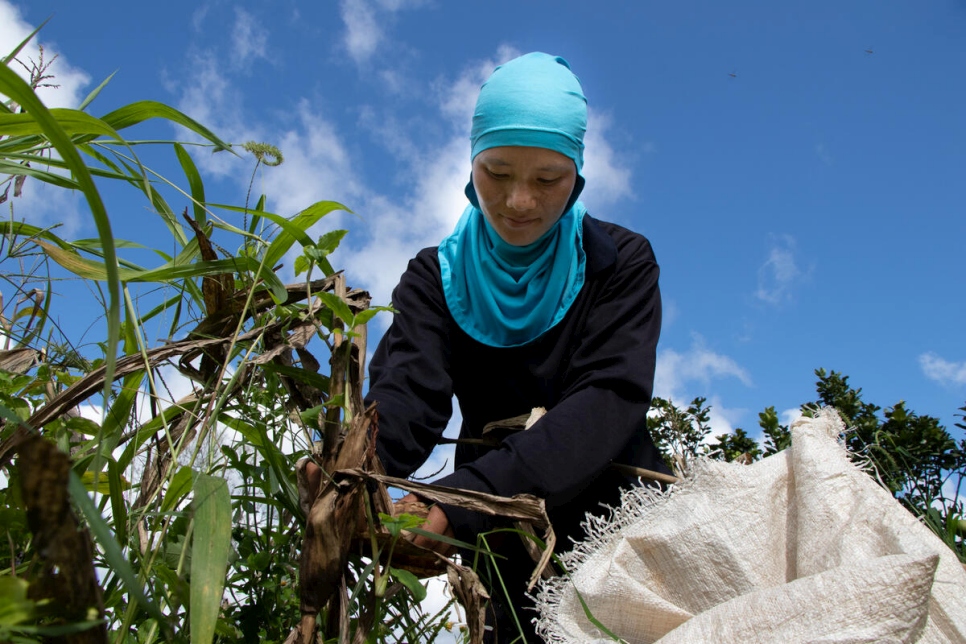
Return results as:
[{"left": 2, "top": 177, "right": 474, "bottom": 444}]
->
[{"left": 464, "top": 173, "right": 481, "bottom": 209}]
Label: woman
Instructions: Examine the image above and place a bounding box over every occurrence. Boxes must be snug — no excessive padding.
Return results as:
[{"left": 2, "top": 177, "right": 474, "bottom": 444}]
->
[{"left": 367, "top": 52, "right": 667, "bottom": 641}]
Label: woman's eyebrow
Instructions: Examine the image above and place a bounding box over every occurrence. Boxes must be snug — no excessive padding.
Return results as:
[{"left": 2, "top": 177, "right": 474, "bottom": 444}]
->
[
  {"left": 481, "top": 158, "right": 571, "bottom": 173},
  {"left": 537, "top": 164, "right": 571, "bottom": 172}
]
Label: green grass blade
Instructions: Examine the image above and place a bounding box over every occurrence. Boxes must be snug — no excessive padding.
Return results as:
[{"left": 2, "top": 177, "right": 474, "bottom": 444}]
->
[
  {"left": 174, "top": 143, "right": 207, "bottom": 225},
  {"left": 209, "top": 203, "right": 315, "bottom": 252},
  {"left": 77, "top": 71, "right": 117, "bottom": 111},
  {"left": 0, "top": 61, "right": 121, "bottom": 464},
  {"left": 162, "top": 466, "right": 194, "bottom": 513},
  {"left": 0, "top": 108, "right": 124, "bottom": 140},
  {"left": 1, "top": 16, "right": 50, "bottom": 66},
  {"left": 190, "top": 473, "right": 232, "bottom": 644},
  {"left": 37, "top": 239, "right": 279, "bottom": 288},
  {"left": 217, "top": 415, "right": 299, "bottom": 515},
  {"left": 0, "top": 159, "right": 79, "bottom": 189},
  {"left": 108, "top": 459, "right": 130, "bottom": 547},
  {"left": 0, "top": 221, "right": 73, "bottom": 249},
  {"left": 99, "top": 101, "right": 234, "bottom": 152},
  {"left": 263, "top": 201, "right": 349, "bottom": 269}
]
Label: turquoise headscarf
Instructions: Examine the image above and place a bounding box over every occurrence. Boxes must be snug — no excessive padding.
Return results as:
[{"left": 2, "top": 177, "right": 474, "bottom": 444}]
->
[{"left": 439, "top": 52, "right": 589, "bottom": 347}]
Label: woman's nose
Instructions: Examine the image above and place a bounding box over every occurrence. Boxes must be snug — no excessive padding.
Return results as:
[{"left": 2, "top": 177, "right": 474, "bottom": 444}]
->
[{"left": 506, "top": 183, "right": 536, "bottom": 211}]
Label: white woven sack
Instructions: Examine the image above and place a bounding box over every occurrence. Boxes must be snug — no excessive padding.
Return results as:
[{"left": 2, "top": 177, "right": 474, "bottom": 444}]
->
[{"left": 534, "top": 408, "right": 966, "bottom": 643}]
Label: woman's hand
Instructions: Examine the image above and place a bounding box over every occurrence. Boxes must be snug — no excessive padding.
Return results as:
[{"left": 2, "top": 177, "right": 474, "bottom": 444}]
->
[
  {"left": 300, "top": 461, "right": 455, "bottom": 555},
  {"left": 395, "top": 493, "right": 456, "bottom": 556}
]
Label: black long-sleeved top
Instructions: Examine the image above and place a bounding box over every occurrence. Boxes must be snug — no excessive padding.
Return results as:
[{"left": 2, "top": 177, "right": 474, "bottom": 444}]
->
[{"left": 366, "top": 214, "right": 666, "bottom": 546}]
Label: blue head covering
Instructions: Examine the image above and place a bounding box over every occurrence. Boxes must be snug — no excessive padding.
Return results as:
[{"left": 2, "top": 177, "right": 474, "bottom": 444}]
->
[
  {"left": 439, "top": 52, "right": 589, "bottom": 347},
  {"left": 472, "top": 53, "right": 587, "bottom": 172}
]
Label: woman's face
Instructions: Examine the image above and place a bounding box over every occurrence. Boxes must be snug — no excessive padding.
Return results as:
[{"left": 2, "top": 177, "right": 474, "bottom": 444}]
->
[{"left": 472, "top": 146, "right": 578, "bottom": 246}]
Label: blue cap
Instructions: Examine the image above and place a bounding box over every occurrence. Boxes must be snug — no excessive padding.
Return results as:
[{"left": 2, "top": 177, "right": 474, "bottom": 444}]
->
[{"left": 470, "top": 52, "right": 587, "bottom": 172}]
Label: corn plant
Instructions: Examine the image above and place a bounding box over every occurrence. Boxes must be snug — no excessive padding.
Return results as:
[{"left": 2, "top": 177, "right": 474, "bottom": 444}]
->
[{"left": 0, "top": 25, "right": 472, "bottom": 644}]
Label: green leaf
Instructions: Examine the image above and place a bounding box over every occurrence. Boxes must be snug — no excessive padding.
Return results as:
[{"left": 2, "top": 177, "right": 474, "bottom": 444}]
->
[
  {"left": 298, "top": 404, "right": 324, "bottom": 425},
  {"left": 315, "top": 291, "right": 355, "bottom": 327},
  {"left": 162, "top": 466, "right": 194, "bottom": 513},
  {"left": 190, "top": 473, "right": 232, "bottom": 644},
  {"left": 79, "top": 469, "right": 122, "bottom": 494},
  {"left": 77, "top": 71, "right": 117, "bottom": 111},
  {"left": 379, "top": 512, "right": 425, "bottom": 538},
  {"left": 99, "top": 101, "right": 233, "bottom": 152},
  {"left": 263, "top": 201, "right": 349, "bottom": 269},
  {"left": 2, "top": 17, "right": 49, "bottom": 67},
  {"left": 108, "top": 458, "right": 130, "bottom": 547},
  {"left": 175, "top": 143, "right": 207, "bottom": 225},
  {"left": 260, "top": 363, "right": 330, "bottom": 394},
  {"left": 316, "top": 229, "right": 348, "bottom": 255},
  {"left": 65, "top": 416, "right": 101, "bottom": 437},
  {"left": 0, "top": 63, "right": 122, "bottom": 473},
  {"left": 99, "top": 371, "right": 144, "bottom": 455},
  {"left": 389, "top": 567, "right": 427, "bottom": 602},
  {"left": 353, "top": 308, "right": 386, "bottom": 327},
  {"left": 36, "top": 239, "right": 277, "bottom": 290},
  {"left": 217, "top": 416, "right": 299, "bottom": 517},
  {"left": 249, "top": 550, "right": 272, "bottom": 571},
  {"left": 0, "top": 108, "right": 124, "bottom": 140},
  {"left": 0, "top": 576, "right": 36, "bottom": 626},
  {"left": 0, "top": 221, "right": 71, "bottom": 249},
  {"left": 0, "top": 158, "right": 80, "bottom": 189},
  {"left": 294, "top": 255, "right": 310, "bottom": 277},
  {"left": 571, "top": 581, "right": 626, "bottom": 643}
]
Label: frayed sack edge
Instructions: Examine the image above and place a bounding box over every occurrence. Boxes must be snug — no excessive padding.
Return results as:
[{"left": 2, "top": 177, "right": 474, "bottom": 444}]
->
[{"left": 531, "top": 407, "right": 865, "bottom": 644}]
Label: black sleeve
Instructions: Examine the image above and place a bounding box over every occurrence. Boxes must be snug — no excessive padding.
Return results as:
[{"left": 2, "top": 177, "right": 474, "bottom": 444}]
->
[
  {"left": 366, "top": 249, "right": 454, "bottom": 478},
  {"left": 435, "top": 231, "right": 661, "bottom": 532}
]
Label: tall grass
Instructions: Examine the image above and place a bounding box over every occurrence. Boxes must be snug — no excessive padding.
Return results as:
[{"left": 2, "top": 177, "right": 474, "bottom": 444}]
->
[{"left": 0, "top": 29, "right": 461, "bottom": 644}]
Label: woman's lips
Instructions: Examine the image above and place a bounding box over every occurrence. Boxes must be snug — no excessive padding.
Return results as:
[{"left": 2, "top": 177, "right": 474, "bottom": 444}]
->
[{"left": 502, "top": 216, "right": 536, "bottom": 228}]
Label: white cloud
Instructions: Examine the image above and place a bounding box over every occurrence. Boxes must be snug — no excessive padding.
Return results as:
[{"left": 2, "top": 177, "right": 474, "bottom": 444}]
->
[
  {"left": 815, "top": 143, "right": 832, "bottom": 166},
  {"left": 0, "top": 0, "right": 90, "bottom": 108},
  {"left": 780, "top": 407, "right": 803, "bottom": 427},
  {"left": 339, "top": 53, "right": 523, "bottom": 306},
  {"left": 373, "top": 0, "right": 429, "bottom": 10},
  {"left": 231, "top": 8, "right": 269, "bottom": 67},
  {"left": 919, "top": 352, "right": 966, "bottom": 387},
  {"left": 1, "top": 167, "right": 86, "bottom": 236},
  {"left": 339, "top": 0, "right": 383, "bottom": 64},
  {"left": 654, "top": 334, "right": 752, "bottom": 404},
  {"left": 171, "top": 50, "right": 245, "bottom": 152},
  {"left": 0, "top": 2, "right": 92, "bottom": 234},
  {"left": 705, "top": 395, "right": 745, "bottom": 438},
  {"left": 661, "top": 299, "right": 679, "bottom": 330},
  {"left": 338, "top": 0, "right": 431, "bottom": 65},
  {"left": 436, "top": 45, "right": 519, "bottom": 124},
  {"left": 580, "top": 110, "right": 633, "bottom": 209},
  {"left": 756, "top": 233, "right": 802, "bottom": 304},
  {"left": 191, "top": 2, "right": 213, "bottom": 32},
  {"left": 166, "top": 41, "right": 640, "bottom": 333},
  {"left": 269, "top": 100, "right": 366, "bottom": 216}
]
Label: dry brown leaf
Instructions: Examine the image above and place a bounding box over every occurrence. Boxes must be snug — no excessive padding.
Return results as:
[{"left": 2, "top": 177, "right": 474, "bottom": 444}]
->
[
  {"left": 0, "top": 347, "right": 39, "bottom": 373},
  {"left": 444, "top": 557, "right": 490, "bottom": 644}
]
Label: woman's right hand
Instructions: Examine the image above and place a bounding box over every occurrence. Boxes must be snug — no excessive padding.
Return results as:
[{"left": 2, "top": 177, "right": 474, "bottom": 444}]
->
[{"left": 395, "top": 493, "right": 456, "bottom": 557}]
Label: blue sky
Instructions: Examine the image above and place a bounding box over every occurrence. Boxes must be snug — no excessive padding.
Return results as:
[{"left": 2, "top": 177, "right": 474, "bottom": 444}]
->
[
  {"left": 4, "top": 0, "right": 965, "bottom": 443},
  {"left": 4, "top": 0, "right": 965, "bottom": 637}
]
